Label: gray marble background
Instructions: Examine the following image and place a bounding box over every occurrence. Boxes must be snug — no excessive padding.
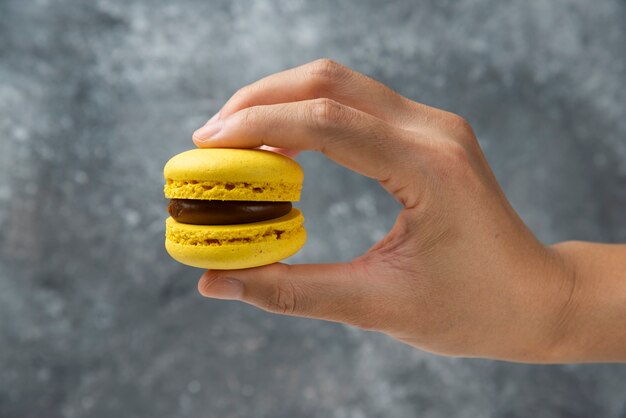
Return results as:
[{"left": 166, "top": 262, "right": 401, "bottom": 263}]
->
[{"left": 1, "top": 0, "right": 625, "bottom": 417}]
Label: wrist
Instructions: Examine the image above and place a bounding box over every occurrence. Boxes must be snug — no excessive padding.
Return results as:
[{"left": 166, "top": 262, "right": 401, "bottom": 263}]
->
[
  {"left": 497, "top": 242, "right": 582, "bottom": 363},
  {"left": 533, "top": 243, "right": 583, "bottom": 363},
  {"left": 545, "top": 241, "right": 626, "bottom": 363},
  {"left": 473, "top": 241, "right": 582, "bottom": 363}
]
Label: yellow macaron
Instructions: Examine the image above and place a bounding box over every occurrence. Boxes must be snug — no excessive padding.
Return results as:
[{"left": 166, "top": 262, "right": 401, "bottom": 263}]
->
[{"left": 163, "top": 148, "right": 306, "bottom": 269}]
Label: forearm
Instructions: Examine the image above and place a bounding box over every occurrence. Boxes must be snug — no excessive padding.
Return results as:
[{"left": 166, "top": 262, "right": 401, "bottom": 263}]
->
[{"left": 550, "top": 241, "right": 626, "bottom": 362}]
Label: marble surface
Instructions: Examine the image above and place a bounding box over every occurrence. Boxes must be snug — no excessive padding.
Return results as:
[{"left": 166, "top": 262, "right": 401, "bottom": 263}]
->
[{"left": 1, "top": 0, "right": 625, "bottom": 417}]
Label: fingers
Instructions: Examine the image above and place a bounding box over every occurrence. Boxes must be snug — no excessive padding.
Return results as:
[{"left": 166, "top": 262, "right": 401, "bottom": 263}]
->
[
  {"left": 213, "top": 58, "right": 419, "bottom": 128},
  {"left": 193, "top": 98, "right": 420, "bottom": 186},
  {"left": 198, "top": 262, "right": 380, "bottom": 327}
]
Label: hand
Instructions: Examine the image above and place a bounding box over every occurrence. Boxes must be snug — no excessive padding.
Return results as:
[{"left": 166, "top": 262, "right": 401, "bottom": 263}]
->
[{"left": 190, "top": 59, "right": 587, "bottom": 363}]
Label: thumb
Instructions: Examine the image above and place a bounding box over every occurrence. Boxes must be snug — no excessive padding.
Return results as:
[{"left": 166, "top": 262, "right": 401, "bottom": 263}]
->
[{"left": 198, "top": 262, "right": 379, "bottom": 327}]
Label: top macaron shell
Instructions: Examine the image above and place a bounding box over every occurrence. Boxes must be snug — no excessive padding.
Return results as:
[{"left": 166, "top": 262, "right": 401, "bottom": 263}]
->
[{"left": 164, "top": 148, "right": 303, "bottom": 201}]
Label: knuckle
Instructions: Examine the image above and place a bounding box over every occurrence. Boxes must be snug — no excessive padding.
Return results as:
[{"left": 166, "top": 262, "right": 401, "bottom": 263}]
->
[
  {"left": 238, "top": 105, "right": 264, "bottom": 129},
  {"left": 307, "top": 98, "right": 344, "bottom": 130},
  {"left": 267, "top": 277, "right": 299, "bottom": 315},
  {"left": 446, "top": 113, "right": 477, "bottom": 145},
  {"left": 310, "top": 58, "right": 343, "bottom": 79},
  {"left": 307, "top": 58, "right": 346, "bottom": 93},
  {"left": 449, "top": 114, "right": 472, "bottom": 132},
  {"left": 198, "top": 271, "right": 220, "bottom": 294}
]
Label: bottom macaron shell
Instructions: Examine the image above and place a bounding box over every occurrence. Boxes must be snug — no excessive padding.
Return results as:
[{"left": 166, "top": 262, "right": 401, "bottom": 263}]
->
[
  {"left": 164, "top": 208, "right": 306, "bottom": 270},
  {"left": 165, "top": 227, "right": 306, "bottom": 269}
]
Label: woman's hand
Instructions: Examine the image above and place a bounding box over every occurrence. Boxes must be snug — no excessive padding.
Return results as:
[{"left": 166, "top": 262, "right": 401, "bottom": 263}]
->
[{"left": 190, "top": 59, "right": 623, "bottom": 363}]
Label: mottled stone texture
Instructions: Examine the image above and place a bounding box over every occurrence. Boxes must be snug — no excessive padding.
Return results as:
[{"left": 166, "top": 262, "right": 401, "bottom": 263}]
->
[{"left": 1, "top": 0, "right": 625, "bottom": 417}]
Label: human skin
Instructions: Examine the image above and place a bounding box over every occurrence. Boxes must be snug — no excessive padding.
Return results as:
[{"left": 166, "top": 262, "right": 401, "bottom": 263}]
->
[{"left": 191, "top": 59, "right": 626, "bottom": 363}]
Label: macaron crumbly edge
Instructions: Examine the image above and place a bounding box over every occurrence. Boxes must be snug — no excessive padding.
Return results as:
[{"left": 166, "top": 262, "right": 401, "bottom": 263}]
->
[{"left": 164, "top": 179, "right": 301, "bottom": 201}]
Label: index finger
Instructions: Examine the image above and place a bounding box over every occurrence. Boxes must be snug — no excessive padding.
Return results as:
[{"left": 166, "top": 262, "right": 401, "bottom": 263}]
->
[
  {"left": 193, "top": 98, "right": 424, "bottom": 208},
  {"left": 214, "top": 59, "right": 421, "bottom": 128}
]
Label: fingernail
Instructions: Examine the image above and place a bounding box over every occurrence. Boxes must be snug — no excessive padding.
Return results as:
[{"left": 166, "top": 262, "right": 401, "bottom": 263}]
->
[
  {"left": 193, "top": 120, "right": 223, "bottom": 142},
  {"left": 199, "top": 276, "right": 243, "bottom": 300}
]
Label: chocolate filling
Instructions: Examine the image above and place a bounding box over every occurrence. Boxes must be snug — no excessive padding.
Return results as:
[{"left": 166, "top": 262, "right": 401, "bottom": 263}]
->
[{"left": 168, "top": 199, "right": 292, "bottom": 225}]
